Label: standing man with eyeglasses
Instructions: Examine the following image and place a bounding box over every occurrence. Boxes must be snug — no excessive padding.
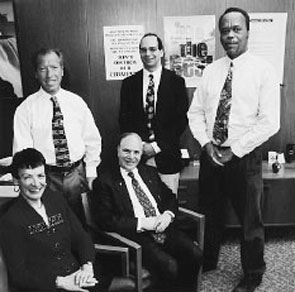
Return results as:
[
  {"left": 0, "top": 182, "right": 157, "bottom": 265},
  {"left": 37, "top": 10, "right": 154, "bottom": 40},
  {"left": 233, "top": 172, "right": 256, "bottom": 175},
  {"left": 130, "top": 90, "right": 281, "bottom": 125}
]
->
[
  {"left": 188, "top": 7, "right": 280, "bottom": 292},
  {"left": 119, "top": 33, "right": 189, "bottom": 195},
  {"left": 13, "top": 48, "right": 102, "bottom": 225}
]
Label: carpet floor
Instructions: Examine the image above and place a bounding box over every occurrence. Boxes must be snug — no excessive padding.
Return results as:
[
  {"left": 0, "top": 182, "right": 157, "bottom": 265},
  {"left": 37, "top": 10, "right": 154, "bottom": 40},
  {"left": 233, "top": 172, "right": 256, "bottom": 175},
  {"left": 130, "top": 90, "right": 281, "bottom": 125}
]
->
[{"left": 200, "top": 228, "right": 295, "bottom": 292}]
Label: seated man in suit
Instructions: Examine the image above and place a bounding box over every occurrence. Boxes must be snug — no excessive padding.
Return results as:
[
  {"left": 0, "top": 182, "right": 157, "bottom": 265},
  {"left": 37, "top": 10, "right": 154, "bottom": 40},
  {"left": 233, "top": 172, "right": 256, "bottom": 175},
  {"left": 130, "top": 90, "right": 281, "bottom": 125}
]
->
[{"left": 91, "top": 132, "right": 202, "bottom": 292}]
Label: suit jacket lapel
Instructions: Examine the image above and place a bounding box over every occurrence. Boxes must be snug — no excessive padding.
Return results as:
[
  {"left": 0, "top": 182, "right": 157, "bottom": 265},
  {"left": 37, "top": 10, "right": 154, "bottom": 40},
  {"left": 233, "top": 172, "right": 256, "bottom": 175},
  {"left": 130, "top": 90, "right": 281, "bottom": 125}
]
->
[
  {"left": 112, "top": 167, "right": 136, "bottom": 217},
  {"left": 133, "top": 70, "right": 145, "bottom": 114},
  {"left": 156, "top": 68, "right": 169, "bottom": 112},
  {"left": 138, "top": 165, "right": 162, "bottom": 205}
]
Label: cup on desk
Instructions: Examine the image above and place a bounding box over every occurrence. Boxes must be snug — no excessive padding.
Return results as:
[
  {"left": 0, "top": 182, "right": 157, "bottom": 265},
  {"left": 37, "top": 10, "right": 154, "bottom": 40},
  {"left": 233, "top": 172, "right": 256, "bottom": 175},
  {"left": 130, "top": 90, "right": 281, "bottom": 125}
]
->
[{"left": 272, "top": 161, "right": 281, "bottom": 173}]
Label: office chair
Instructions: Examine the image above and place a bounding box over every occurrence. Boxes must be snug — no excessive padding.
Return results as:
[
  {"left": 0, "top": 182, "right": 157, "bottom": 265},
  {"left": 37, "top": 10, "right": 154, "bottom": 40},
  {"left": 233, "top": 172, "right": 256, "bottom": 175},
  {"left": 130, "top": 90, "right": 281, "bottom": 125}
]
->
[
  {"left": 0, "top": 197, "right": 134, "bottom": 292},
  {"left": 82, "top": 192, "right": 205, "bottom": 292}
]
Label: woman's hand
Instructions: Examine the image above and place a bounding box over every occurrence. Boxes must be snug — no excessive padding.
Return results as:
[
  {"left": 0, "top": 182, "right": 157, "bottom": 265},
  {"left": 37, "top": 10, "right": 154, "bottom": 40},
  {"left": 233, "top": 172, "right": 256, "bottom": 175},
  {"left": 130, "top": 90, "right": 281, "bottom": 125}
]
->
[
  {"left": 74, "top": 262, "right": 98, "bottom": 287},
  {"left": 56, "top": 266, "right": 98, "bottom": 291}
]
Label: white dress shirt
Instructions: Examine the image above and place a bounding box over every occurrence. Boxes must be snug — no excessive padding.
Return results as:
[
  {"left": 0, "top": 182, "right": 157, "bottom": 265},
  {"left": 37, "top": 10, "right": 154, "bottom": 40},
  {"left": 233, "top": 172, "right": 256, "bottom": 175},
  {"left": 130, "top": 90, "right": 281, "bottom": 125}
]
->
[
  {"left": 121, "top": 167, "right": 160, "bottom": 218},
  {"left": 13, "top": 87, "right": 102, "bottom": 177},
  {"left": 120, "top": 167, "right": 175, "bottom": 231},
  {"left": 188, "top": 51, "right": 280, "bottom": 158}
]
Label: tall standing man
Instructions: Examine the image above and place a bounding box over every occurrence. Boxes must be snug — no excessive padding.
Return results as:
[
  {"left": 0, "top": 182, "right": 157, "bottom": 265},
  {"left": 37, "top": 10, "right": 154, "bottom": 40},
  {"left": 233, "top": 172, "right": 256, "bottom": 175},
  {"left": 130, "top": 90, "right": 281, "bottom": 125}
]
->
[
  {"left": 119, "top": 33, "right": 189, "bottom": 194},
  {"left": 188, "top": 7, "right": 280, "bottom": 292},
  {"left": 13, "top": 48, "right": 102, "bottom": 225}
]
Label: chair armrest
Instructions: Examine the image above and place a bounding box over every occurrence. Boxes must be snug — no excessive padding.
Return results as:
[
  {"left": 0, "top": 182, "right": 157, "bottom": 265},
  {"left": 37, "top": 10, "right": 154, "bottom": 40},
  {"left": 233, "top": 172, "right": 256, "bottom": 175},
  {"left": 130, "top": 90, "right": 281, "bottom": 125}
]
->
[
  {"left": 103, "top": 232, "right": 143, "bottom": 292},
  {"left": 94, "top": 243, "right": 129, "bottom": 276},
  {"left": 179, "top": 207, "right": 205, "bottom": 250}
]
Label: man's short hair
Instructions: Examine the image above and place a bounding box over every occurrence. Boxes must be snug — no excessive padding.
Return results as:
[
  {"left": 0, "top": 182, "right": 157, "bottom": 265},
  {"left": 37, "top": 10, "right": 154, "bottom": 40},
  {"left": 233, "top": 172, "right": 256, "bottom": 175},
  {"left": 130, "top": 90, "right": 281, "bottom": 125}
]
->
[
  {"left": 11, "top": 148, "right": 46, "bottom": 179},
  {"left": 117, "top": 132, "right": 142, "bottom": 147},
  {"left": 139, "top": 33, "right": 164, "bottom": 50},
  {"left": 32, "top": 47, "right": 64, "bottom": 70},
  {"left": 218, "top": 7, "right": 250, "bottom": 31}
]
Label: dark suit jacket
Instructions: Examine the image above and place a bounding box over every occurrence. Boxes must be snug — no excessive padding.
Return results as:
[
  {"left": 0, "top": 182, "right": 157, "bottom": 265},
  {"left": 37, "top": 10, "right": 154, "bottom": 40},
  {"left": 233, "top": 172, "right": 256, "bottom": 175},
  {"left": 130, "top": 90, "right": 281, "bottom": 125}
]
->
[
  {"left": 0, "top": 190, "right": 95, "bottom": 292},
  {"left": 119, "top": 68, "right": 188, "bottom": 174},
  {"left": 91, "top": 164, "right": 178, "bottom": 239}
]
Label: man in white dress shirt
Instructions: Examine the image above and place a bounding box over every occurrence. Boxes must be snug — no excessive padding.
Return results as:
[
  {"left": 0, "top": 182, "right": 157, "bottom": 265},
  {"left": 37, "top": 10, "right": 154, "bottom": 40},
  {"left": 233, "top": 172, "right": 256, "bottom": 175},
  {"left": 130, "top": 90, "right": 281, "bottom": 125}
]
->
[
  {"left": 13, "top": 48, "right": 101, "bottom": 225},
  {"left": 188, "top": 7, "right": 280, "bottom": 292}
]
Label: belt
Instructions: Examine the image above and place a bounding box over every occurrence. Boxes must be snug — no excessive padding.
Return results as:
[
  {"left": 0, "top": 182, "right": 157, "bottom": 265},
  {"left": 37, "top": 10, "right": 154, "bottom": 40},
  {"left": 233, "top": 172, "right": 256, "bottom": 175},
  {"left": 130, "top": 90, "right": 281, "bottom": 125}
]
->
[{"left": 46, "top": 159, "right": 82, "bottom": 173}]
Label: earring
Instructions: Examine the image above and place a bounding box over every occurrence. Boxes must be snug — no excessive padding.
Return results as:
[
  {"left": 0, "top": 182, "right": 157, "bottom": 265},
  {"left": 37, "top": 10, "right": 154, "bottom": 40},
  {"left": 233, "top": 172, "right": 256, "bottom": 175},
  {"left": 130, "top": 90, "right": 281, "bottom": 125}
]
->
[{"left": 14, "top": 185, "right": 20, "bottom": 192}]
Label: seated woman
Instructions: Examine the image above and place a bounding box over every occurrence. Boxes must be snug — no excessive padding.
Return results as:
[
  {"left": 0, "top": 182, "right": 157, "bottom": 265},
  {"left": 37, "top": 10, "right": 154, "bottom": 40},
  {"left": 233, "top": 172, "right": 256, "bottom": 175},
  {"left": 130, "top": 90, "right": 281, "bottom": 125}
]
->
[{"left": 0, "top": 148, "right": 109, "bottom": 292}]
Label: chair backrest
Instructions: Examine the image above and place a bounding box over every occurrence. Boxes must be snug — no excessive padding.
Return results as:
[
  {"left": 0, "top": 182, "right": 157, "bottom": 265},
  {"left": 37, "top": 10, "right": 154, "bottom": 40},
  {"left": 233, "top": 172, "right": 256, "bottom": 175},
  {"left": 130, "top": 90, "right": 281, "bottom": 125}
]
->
[
  {"left": 0, "top": 246, "right": 9, "bottom": 292},
  {"left": 0, "top": 200, "right": 13, "bottom": 292}
]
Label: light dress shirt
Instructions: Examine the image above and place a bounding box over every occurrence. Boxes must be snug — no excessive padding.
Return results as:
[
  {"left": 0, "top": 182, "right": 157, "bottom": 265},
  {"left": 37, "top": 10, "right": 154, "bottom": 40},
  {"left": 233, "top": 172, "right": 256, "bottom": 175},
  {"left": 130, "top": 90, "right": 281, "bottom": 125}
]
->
[
  {"left": 13, "top": 87, "right": 102, "bottom": 178},
  {"left": 188, "top": 51, "right": 280, "bottom": 158},
  {"left": 142, "top": 66, "right": 162, "bottom": 154},
  {"left": 120, "top": 167, "right": 174, "bottom": 231}
]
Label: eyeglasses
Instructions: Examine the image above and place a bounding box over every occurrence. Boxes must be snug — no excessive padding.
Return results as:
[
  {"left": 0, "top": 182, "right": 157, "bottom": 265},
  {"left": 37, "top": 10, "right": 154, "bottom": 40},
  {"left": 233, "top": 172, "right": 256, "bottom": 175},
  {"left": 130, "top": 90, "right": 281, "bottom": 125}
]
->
[{"left": 139, "top": 47, "right": 159, "bottom": 54}]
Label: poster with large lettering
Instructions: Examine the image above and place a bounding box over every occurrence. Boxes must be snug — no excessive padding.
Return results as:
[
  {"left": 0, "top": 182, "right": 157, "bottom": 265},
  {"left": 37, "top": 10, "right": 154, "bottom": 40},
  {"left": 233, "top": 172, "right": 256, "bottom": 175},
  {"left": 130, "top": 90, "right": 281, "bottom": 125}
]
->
[
  {"left": 104, "top": 25, "right": 144, "bottom": 80},
  {"left": 164, "top": 15, "right": 215, "bottom": 87}
]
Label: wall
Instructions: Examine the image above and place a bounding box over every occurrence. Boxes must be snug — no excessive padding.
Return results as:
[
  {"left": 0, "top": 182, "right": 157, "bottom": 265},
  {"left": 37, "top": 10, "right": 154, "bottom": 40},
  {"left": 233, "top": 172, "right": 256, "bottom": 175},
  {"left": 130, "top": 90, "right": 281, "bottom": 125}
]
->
[{"left": 10, "top": 0, "right": 295, "bottom": 165}]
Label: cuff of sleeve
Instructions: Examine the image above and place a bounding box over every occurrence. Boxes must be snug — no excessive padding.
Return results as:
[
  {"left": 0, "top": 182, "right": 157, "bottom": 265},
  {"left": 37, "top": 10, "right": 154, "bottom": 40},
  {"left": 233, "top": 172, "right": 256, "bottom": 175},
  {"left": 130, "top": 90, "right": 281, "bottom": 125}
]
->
[
  {"left": 230, "top": 143, "right": 245, "bottom": 158},
  {"left": 137, "top": 217, "right": 143, "bottom": 232},
  {"left": 164, "top": 210, "right": 175, "bottom": 222},
  {"left": 86, "top": 165, "right": 98, "bottom": 178},
  {"left": 200, "top": 137, "right": 211, "bottom": 149},
  {"left": 150, "top": 142, "right": 161, "bottom": 154}
]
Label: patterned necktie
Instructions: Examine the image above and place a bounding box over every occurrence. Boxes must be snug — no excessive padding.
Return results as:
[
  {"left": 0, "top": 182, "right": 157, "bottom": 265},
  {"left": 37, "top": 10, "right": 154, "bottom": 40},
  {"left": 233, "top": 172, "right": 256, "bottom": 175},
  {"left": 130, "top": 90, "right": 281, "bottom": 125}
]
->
[
  {"left": 213, "top": 62, "right": 233, "bottom": 145},
  {"left": 145, "top": 74, "right": 155, "bottom": 142},
  {"left": 128, "top": 172, "right": 166, "bottom": 244},
  {"left": 51, "top": 96, "right": 71, "bottom": 167}
]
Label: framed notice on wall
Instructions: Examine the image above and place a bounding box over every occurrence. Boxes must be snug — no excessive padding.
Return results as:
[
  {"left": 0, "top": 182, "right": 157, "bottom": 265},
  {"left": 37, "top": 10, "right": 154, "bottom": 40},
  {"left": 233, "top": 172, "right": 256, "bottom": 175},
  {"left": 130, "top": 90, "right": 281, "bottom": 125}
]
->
[
  {"left": 103, "top": 25, "right": 144, "bottom": 81},
  {"left": 248, "top": 13, "right": 288, "bottom": 84}
]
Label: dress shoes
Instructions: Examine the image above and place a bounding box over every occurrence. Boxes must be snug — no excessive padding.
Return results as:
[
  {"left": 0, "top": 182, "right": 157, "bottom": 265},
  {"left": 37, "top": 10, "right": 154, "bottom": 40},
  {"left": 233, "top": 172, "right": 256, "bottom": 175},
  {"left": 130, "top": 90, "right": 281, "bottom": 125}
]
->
[{"left": 232, "top": 275, "right": 262, "bottom": 292}]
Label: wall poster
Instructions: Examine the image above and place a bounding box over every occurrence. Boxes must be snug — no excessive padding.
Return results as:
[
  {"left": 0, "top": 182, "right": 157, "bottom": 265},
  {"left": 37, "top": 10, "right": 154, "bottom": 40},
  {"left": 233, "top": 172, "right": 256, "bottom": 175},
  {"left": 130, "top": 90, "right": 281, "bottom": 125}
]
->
[
  {"left": 0, "top": 1, "right": 23, "bottom": 98},
  {"left": 163, "top": 15, "right": 215, "bottom": 88},
  {"left": 103, "top": 25, "right": 144, "bottom": 81}
]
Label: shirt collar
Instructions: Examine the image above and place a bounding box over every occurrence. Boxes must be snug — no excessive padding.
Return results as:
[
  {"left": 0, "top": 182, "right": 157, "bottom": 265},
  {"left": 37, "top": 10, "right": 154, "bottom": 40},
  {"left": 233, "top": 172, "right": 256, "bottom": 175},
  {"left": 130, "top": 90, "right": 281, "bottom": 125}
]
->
[
  {"left": 226, "top": 50, "right": 250, "bottom": 68},
  {"left": 143, "top": 65, "right": 162, "bottom": 81},
  {"left": 39, "top": 87, "right": 63, "bottom": 100},
  {"left": 120, "top": 167, "right": 139, "bottom": 178}
]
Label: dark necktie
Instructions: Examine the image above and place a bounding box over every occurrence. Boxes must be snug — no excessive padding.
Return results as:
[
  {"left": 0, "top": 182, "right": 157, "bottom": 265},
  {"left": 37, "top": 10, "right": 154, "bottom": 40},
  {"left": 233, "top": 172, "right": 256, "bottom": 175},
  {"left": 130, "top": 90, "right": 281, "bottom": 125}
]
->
[
  {"left": 51, "top": 96, "right": 71, "bottom": 167},
  {"left": 145, "top": 74, "right": 155, "bottom": 142},
  {"left": 128, "top": 171, "right": 166, "bottom": 244},
  {"left": 213, "top": 62, "right": 233, "bottom": 145}
]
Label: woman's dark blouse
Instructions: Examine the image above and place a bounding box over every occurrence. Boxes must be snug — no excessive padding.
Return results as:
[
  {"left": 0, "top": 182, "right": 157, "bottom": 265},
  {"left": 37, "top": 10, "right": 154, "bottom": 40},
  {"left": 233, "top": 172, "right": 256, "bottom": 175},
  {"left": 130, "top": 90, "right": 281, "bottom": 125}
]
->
[{"left": 0, "top": 189, "right": 95, "bottom": 292}]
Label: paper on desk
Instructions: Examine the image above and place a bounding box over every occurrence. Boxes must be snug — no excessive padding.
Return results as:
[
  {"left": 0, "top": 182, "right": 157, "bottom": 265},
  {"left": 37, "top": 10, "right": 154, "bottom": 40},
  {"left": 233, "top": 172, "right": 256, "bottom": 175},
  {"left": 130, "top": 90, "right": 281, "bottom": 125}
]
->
[
  {"left": 181, "top": 149, "right": 190, "bottom": 159},
  {"left": 0, "top": 156, "right": 12, "bottom": 166},
  {"left": 277, "top": 153, "right": 285, "bottom": 164}
]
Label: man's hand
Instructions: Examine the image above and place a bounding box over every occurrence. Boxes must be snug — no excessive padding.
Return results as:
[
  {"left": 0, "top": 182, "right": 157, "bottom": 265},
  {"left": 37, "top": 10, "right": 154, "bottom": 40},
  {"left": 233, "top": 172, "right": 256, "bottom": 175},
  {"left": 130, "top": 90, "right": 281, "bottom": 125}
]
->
[
  {"left": 141, "top": 217, "right": 157, "bottom": 231},
  {"left": 154, "top": 212, "right": 173, "bottom": 233},
  {"left": 204, "top": 142, "right": 224, "bottom": 167},
  {"left": 217, "top": 147, "right": 234, "bottom": 164},
  {"left": 143, "top": 143, "right": 156, "bottom": 158},
  {"left": 204, "top": 142, "right": 235, "bottom": 166}
]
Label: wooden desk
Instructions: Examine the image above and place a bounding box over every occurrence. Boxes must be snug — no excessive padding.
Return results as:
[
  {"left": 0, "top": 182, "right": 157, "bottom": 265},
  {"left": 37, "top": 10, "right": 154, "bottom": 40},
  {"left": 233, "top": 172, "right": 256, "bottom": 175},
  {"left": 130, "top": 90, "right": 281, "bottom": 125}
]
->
[{"left": 179, "top": 161, "right": 295, "bottom": 227}]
